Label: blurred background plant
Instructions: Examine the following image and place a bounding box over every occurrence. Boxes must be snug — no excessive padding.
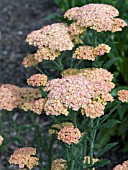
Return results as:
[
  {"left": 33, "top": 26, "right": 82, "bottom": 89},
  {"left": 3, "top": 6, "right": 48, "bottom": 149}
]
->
[{"left": 52, "top": 0, "right": 128, "bottom": 152}]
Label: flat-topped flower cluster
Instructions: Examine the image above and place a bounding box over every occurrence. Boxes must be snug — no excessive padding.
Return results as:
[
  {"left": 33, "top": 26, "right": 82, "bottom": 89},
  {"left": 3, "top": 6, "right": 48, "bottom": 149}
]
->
[
  {"left": 1, "top": 68, "right": 127, "bottom": 119},
  {"left": 73, "top": 44, "right": 111, "bottom": 61},
  {"left": 44, "top": 68, "right": 114, "bottom": 118},
  {"left": 9, "top": 147, "right": 39, "bottom": 169},
  {"left": 64, "top": 3, "right": 127, "bottom": 32},
  {"left": 0, "top": 84, "right": 46, "bottom": 114}
]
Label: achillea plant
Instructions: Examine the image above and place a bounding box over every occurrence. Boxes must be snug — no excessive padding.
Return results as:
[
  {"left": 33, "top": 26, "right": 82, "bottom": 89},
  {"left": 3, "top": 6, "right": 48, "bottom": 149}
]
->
[{"left": 0, "top": 3, "right": 127, "bottom": 170}]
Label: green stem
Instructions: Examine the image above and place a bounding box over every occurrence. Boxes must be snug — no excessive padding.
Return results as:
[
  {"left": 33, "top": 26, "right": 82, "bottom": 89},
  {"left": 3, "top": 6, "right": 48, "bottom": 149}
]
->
[
  {"left": 39, "top": 87, "right": 47, "bottom": 98},
  {"left": 75, "top": 60, "right": 83, "bottom": 68},
  {"left": 28, "top": 111, "right": 44, "bottom": 170},
  {"left": 89, "top": 118, "right": 100, "bottom": 169},
  {"left": 49, "top": 115, "right": 63, "bottom": 128},
  {"left": 89, "top": 119, "right": 94, "bottom": 167},
  {"left": 35, "top": 65, "right": 45, "bottom": 74},
  {"left": 71, "top": 144, "right": 76, "bottom": 170},
  {"left": 100, "top": 102, "right": 121, "bottom": 124},
  {"left": 73, "top": 111, "right": 77, "bottom": 127},
  {"left": 9, "top": 111, "right": 24, "bottom": 146},
  {"left": 70, "top": 57, "right": 74, "bottom": 68},
  {"left": 48, "top": 135, "right": 55, "bottom": 170},
  {"left": 53, "top": 56, "right": 63, "bottom": 71}
]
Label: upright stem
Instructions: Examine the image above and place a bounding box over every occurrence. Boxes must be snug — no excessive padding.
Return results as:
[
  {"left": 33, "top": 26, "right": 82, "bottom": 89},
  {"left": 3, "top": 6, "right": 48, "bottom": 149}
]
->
[
  {"left": 89, "top": 118, "right": 100, "bottom": 169},
  {"left": 9, "top": 111, "right": 24, "bottom": 146},
  {"left": 53, "top": 56, "right": 63, "bottom": 71},
  {"left": 28, "top": 111, "right": 44, "bottom": 170},
  {"left": 48, "top": 135, "right": 55, "bottom": 170},
  {"left": 35, "top": 65, "right": 45, "bottom": 74},
  {"left": 90, "top": 119, "right": 94, "bottom": 166},
  {"left": 75, "top": 60, "right": 83, "bottom": 68},
  {"left": 71, "top": 144, "right": 76, "bottom": 170}
]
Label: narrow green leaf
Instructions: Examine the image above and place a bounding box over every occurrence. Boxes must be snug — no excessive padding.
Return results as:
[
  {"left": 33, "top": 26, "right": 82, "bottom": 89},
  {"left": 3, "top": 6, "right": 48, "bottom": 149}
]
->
[
  {"left": 83, "top": 158, "right": 110, "bottom": 168},
  {"left": 79, "top": 132, "right": 91, "bottom": 144},
  {"left": 43, "top": 13, "right": 62, "bottom": 21},
  {"left": 91, "top": 158, "right": 110, "bottom": 168},
  {"left": 103, "top": 58, "right": 118, "bottom": 69},
  {"left": 96, "top": 142, "right": 118, "bottom": 157},
  {"left": 96, "top": 119, "right": 121, "bottom": 129}
]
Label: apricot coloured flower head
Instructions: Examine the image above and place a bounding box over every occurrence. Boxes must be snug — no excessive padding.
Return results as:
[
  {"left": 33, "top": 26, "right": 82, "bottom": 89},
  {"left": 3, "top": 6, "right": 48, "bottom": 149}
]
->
[
  {"left": 18, "top": 87, "right": 42, "bottom": 112},
  {"left": 44, "top": 69, "right": 114, "bottom": 118},
  {"left": 35, "top": 47, "right": 60, "bottom": 62},
  {"left": 117, "top": 90, "right": 128, "bottom": 102},
  {"left": 22, "top": 54, "right": 39, "bottom": 68},
  {"left": 9, "top": 147, "right": 39, "bottom": 169},
  {"left": 0, "top": 84, "right": 21, "bottom": 111},
  {"left": 51, "top": 159, "right": 67, "bottom": 170},
  {"left": 58, "top": 126, "right": 81, "bottom": 145},
  {"left": 68, "top": 22, "right": 86, "bottom": 36},
  {"left": 73, "top": 44, "right": 111, "bottom": 61},
  {"left": 113, "top": 160, "right": 128, "bottom": 170},
  {"left": 26, "top": 23, "right": 74, "bottom": 52},
  {"left": 64, "top": 4, "right": 127, "bottom": 32},
  {"left": 31, "top": 98, "right": 47, "bottom": 115},
  {"left": 27, "top": 74, "right": 48, "bottom": 87}
]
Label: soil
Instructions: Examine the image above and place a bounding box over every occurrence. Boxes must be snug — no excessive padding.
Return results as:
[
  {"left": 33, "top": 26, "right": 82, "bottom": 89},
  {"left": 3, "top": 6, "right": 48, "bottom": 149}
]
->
[{"left": 0, "top": 0, "right": 58, "bottom": 86}]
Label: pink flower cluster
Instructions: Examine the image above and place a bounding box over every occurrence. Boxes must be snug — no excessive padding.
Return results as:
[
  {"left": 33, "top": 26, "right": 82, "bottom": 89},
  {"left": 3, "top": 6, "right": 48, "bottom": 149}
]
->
[
  {"left": 44, "top": 68, "right": 114, "bottom": 118},
  {"left": 113, "top": 160, "right": 128, "bottom": 170},
  {"left": 22, "top": 54, "right": 38, "bottom": 68},
  {"left": 64, "top": 4, "right": 127, "bottom": 32},
  {"left": 9, "top": 147, "right": 39, "bottom": 169},
  {"left": 27, "top": 74, "right": 47, "bottom": 87},
  {"left": 58, "top": 126, "right": 81, "bottom": 144},
  {"left": 73, "top": 44, "right": 110, "bottom": 61},
  {"left": 51, "top": 159, "right": 67, "bottom": 170},
  {"left": 0, "top": 84, "right": 21, "bottom": 111},
  {"left": 35, "top": 47, "right": 60, "bottom": 62},
  {"left": 117, "top": 90, "right": 128, "bottom": 103},
  {"left": 26, "top": 23, "right": 75, "bottom": 62},
  {"left": 31, "top": 98, "right": 47, "bottom": 115},
  {"left": 68, "top": 22, "right": 86, "bottom": 36},
  {"left": 0, "top": 84, "right": 45, "bottom": 114}
]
